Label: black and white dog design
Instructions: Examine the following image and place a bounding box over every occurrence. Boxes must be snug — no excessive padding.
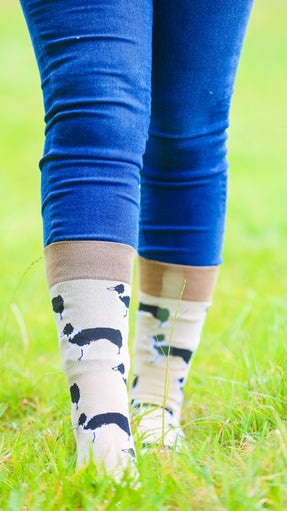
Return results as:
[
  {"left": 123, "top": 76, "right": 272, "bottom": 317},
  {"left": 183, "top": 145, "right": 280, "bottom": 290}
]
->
[
  {"left": 70, "top": 383, "right": 81, "bottom": 410},
  {"left": 108, "top": 284, "right": 130, "bottom": 317},
  {"left": 131, "top": 375, "right": 139, "bottom": 390},
  {"left": 122, "top": 447, "right": 136, "bottom": 461},
  {"left": 149, "top": 335, "right": 193, "bottom": 365},
  {"left": 175, "top": 377, "right": 185, "bottom": 406},
  {"left": 138, "top": 303, "right": 170, "bottom": 327},
  {"left": 112, "top": 363, "right": 127, "bottom": 384},
  {"left": 77, "top": 412, "right": 131, "bottom": 443},
  {"left": 131, "top": 399, "right": 174, "bottom": 418},
  {"left": 52, "top": 295, "right": 65, "bottom": 320},
  {"left": 61, "top": 323, "right": 123, "bottom": 361}
]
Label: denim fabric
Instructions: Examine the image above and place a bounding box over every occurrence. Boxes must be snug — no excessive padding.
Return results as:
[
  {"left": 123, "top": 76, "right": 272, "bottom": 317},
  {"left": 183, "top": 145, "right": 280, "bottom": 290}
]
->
[{"left": 19, "top": 0, "right": 253, "bottom": 265}]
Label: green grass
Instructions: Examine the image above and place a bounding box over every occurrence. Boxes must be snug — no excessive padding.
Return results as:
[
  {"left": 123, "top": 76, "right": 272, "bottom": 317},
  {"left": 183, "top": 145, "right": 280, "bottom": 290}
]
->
[{"left": 1, "top": 0, "right": 287, "bottom": 509}]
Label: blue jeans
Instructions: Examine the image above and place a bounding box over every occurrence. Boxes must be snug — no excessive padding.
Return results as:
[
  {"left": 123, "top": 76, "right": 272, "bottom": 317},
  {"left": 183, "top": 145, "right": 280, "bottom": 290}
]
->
[{"left": 20, "top": 0, "right": 254, "bottom": 266}]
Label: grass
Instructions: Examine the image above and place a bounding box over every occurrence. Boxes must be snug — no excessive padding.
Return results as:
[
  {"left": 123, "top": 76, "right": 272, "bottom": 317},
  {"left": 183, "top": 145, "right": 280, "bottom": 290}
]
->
[
  {"left": 161, "top": 279, "right": 186, "bottom": 448},
  {"left": 0, "top": 0, "right": 287, "bottom": 509}
]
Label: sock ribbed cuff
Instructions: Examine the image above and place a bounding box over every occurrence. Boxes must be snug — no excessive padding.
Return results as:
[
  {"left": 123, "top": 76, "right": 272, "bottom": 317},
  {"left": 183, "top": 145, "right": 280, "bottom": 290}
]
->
[
  {"left": 44, "top": 240, "right": 135, "bottom": 288},
  {"left": 138, "top": 255, "right": 219, "bottom": 302}
]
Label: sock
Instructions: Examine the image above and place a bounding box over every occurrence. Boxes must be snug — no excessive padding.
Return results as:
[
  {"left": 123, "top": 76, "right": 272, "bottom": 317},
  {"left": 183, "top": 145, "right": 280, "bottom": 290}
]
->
[
  {"left": 131, "top": 256, "right": 219, "bottom": 448},
  {"left": 45, "top": 240, "right": 137, "bottom": 479}
]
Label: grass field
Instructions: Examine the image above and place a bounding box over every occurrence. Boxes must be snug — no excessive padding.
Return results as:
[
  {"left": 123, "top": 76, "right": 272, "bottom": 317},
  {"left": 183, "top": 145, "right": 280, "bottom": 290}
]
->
[{"left": 1, "top": 0, "right": 287, "bottom": 509}]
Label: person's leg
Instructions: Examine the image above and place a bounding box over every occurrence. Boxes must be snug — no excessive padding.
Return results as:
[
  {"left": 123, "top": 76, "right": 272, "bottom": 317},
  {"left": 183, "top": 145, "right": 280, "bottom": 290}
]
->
[
  {"left": 19, "top": 0, "right": 153, "bottom": 477},
  {"left": 132, "top": 0, "right": 254, "bottom": 446}
]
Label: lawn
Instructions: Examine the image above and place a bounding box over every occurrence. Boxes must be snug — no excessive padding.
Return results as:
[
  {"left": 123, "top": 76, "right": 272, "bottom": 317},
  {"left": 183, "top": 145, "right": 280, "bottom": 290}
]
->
[{"left": 1, "top": 0, "right": 287, "bottom": 509}]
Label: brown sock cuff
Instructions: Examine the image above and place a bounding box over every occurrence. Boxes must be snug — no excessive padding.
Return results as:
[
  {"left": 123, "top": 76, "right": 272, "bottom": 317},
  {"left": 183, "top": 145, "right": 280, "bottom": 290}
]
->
[
  {"left": 138, "top": 256, "right": 219, "bottom": 302},
  {"left": 44, "top": 240, "right": 136, "bottom": 288}
]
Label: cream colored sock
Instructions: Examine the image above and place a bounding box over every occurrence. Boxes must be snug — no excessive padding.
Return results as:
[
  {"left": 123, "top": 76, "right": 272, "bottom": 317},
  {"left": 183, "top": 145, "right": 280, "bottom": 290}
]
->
[
  {"left": 131, "top": 256, "right": 218, "bottom": 449},
  {"left": 45, "top": 240, "right": 137, "bottom": 480}
]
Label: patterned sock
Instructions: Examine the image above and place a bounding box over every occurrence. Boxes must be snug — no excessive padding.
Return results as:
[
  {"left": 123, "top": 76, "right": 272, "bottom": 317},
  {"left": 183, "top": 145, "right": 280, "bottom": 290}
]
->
[
  {"left": 45, "top": 240, "right": 137, "bottom": 479},
  {"left": 131, "top": 256, "right": 219, "bottom": 448}
]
